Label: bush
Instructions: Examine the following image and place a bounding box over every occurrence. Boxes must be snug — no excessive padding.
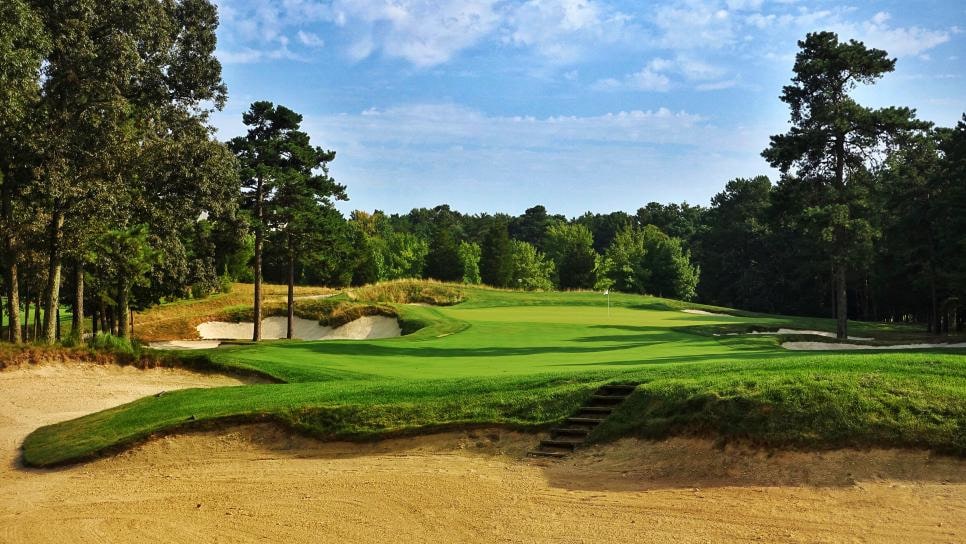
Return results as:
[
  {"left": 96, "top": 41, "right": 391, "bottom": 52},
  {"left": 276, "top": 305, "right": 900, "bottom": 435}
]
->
[{"left": 89, "top": 332, "right": 135, "bottom": 355}]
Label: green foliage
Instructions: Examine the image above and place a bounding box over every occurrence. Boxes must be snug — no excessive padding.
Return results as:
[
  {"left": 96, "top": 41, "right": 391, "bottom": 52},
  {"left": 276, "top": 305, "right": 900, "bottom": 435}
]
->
[
  {"left": 89, "top": 332, "right": 135, "bottom": 356},
  {"left": 545, "top": 223, "right": 598, "bottom": 289},
  {"left": 601, "top": 225, "right": 698, "bottom": 300},
  {"left": 508, "top": 240, "right": 554, "bottom": 291},
  {"left": 480, "top": 220, "right": 513, "bottom": 287},
  {"left": 457, "top": 241, "right": 482, "bottom": 285},
  {"left": 383, "top": 231, "right": 429, "bottom": 280},
  {"left": 603, "top": 226, "right": 647, "bottom": 293},
  {"left": 640, "top": 225, "right": 699, "bottom": 301},
  {"left": 425, "top": 222, "right": 462, "bottom": 282}
]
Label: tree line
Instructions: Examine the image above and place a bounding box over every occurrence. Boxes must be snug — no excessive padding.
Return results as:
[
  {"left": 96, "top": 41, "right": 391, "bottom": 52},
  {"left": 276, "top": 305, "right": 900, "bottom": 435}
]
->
[{"left": 0, "top": 1, "right": 962, "bottom": 346}]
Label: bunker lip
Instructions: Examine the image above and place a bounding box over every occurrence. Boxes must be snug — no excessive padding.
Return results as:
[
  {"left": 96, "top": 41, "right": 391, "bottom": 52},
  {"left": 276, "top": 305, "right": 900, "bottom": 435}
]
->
[
  {"left": 783, "top": 341, "right": 966, "bottom": 351},
  {"left": 195, "top": 315, "right": 402, "bottom": 342},
  {"left": 681, "top": 309, "right": 730, "bottom": 316}
]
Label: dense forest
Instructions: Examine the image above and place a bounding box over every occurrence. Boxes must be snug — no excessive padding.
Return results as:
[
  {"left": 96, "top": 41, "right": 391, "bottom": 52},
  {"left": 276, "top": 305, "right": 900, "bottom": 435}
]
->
[{"left": 1, "top": 1, "right": 963, "bottom": 345}]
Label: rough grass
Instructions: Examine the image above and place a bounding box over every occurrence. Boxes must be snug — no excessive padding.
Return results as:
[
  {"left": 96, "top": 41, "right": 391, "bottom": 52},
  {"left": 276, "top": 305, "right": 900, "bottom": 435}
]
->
[
  {"left": 347, "top": 279, "right": 465, "bottom": 305},
  {"left": 134, "top": 283, "right": 335, "bottom": 341},
  {"left": 20, "top": 281, "right": 966, "bottom": 467},
  {"left": 218, "top": 298, "right": 398, "bottom": 329}
]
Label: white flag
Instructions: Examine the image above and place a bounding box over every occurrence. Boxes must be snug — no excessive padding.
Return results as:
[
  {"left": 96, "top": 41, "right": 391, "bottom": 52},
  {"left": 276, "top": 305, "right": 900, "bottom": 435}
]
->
[{"left": 603, "top": 289, "right": 609, "bottom": 295}]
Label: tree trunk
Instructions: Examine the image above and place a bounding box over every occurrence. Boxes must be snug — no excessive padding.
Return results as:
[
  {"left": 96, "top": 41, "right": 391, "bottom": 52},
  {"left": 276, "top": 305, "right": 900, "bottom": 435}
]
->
[
  {"left": 252, "top": 176, "right": 263, "bottom": 342},
  {"left": 833, "top": 133, "right": 848, "bottom": 340},
  {"left": 7, "top": 263, "right": 20, "bottom": 343},
  {"left": 91, "top": 305, "right": 98, "bottom": 335},
  {"left": 835, "top": 265, "right": 848, "bottom": 340},
  {"left": 287, "top": 246, "right": 295, "bottom": 340},
  {"left": 118, "top": 282, "right": 129, "bottom": 340},
  {"left": 56, "top": 306, "right": 61, "bottom": 342},
  {"left": 71, "top": 262, "right": 84, "bottom": 341},
  {"left": 22, "top": 286, "right": 30, "bottom": 341},
  {"left": 32, "top": 293, "right": 41, "bottom": 341},
  {"left": 108, "top": 305, "right": 116, "bottom": 336},
  {"left": 43, "top": 209, "right": 64, "bottom": 344}
]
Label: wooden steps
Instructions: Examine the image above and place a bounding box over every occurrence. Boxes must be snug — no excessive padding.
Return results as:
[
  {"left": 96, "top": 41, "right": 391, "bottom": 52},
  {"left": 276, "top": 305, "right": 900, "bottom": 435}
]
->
[{"left": 527, "top": 383, "right": 637, "bottom": 459}]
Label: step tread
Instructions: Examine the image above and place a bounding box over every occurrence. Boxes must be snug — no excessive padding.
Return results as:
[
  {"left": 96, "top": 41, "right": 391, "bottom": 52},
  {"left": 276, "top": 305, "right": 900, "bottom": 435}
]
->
[
  {"left": 578, "top": 406, "right": 613, "bottom": 413},
  {"left": 591, "top": 394, "right": 629, "bottom": 400},
  {"left": 541, "top": 439, "right": 583, "bottom": 447},
  {"left": 566, "top": 417, "right": 605, "bottom": 424},
  {"left": 527, "top": 451, "right": 568, "bottom": 458},
  {"left": 551, "top": 428, "right": 591, "bottom": 435}
]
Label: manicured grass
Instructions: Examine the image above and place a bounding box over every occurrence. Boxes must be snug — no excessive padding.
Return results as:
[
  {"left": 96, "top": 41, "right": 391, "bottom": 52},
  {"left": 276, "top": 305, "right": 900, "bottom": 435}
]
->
[{"left": 21, "top": 284, "right": 966, "bottom": 466}]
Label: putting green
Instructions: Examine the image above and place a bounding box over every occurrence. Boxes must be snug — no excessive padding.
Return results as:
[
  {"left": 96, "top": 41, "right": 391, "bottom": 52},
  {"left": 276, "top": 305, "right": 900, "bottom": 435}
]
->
[{"left": 20, "top": 285, "right": 966, "bottom": 467}]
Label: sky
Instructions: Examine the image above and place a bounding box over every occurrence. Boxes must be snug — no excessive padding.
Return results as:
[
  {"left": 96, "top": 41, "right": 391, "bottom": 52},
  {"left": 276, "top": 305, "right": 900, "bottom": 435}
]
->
[{"left": 208, "top": 0, "right": 966, "bottom": 218}]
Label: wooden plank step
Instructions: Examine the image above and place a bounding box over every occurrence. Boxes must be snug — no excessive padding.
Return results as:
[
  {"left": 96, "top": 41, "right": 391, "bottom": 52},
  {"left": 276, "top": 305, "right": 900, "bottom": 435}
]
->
[
  {"left": 527, "top": 450, "right": 568, "bottom": 458},
  {"left": 590, "top": 394, "right": 628, "bottom": 402},
  {"left": 601, "top": 384, "right": 637, "bottom": 392},
  {"left": 578, "top": 406, "right": 613, "bottom": 414},
  {"left": 551, "top": 427, "right": 591, "bottom": 436},
  {"left": 566, "top": 417, "right": 605, "bottom": 424},
  {"left": 540, "top": 439, "right": 581, "bottom": 449}
]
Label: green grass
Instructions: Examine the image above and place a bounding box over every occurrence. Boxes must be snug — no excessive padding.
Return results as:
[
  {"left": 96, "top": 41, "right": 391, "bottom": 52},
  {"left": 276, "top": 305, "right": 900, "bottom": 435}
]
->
[{"left": 20, "top": 284, "right": 966, "bottom": 466}]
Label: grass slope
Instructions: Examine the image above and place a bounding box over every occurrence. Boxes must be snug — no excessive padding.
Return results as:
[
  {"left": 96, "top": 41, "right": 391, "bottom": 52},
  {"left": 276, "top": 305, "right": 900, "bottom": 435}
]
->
[{"left": 22, "top": 283, "right": 966, "bottom": 466}]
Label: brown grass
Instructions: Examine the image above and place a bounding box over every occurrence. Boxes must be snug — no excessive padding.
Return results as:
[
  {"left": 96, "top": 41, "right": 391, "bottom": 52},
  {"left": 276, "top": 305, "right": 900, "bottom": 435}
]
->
[
  {"left": 220, "top": 298, "right": 398, "bottom": 329},
  {"left": 0, "top": 343, "right": 177, "bottom": 371},
  {"left": 134, "top": 283, "right": 336, "bottom": 341},
  {"left": 347, "top": 280, "right": 465, "bottom": 306}
]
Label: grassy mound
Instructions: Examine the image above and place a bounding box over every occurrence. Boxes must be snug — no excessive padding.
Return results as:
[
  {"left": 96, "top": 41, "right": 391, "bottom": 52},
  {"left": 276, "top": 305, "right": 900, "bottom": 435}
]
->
[
  {"left": 134, "top": 282, "right": 336, "bottom": 341},
  {"left": 347, "top": 279, "right": 465, "bottom": 305},
  {"left": 218, "top": 298, "right": 399, "bottom": 329},
  {"left": 20, "top": 281, "right": 966, "bottom": 467}
]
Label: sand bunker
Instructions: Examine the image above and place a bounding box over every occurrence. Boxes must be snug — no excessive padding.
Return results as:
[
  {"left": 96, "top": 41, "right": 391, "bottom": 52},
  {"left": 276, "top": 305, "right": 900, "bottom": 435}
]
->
[
  {"left": 196, "top": 315, "right": 401, "bottom": 341},
  {"left": 722, "top": 328, "right": 873, "bottom": 340},
  {"left": 682, "top": 309, "right": 730, "bottom": 316},
  {"left": 149, "top": 340, "right": 223, "bottom": 350},
  {"left": 1, "top": 364, "right": 965, "bottom": 542},
  {"left": 784, "top": 341, "right": 966, "bottom": 351}
]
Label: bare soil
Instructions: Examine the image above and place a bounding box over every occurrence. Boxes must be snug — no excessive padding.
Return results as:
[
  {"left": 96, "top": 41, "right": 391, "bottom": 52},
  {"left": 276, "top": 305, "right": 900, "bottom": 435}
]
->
[{"left": 1, "top": 363, "right": 964, "bottom": 543}]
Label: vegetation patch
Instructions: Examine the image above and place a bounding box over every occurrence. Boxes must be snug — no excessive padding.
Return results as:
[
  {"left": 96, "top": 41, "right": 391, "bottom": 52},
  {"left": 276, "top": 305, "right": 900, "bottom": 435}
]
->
[
  {"left": 218, "top": 298, "right": 398, "bottom": 329},
  {"left": 348, "top": 280, "right": 465, "bottom": 306}
]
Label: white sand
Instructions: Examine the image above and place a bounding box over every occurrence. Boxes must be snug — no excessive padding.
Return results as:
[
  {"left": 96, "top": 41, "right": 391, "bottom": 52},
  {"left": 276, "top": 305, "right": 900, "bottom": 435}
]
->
[
  {"left": 148, "top": 340, "right": 223, "bottom": 350},
  {"left": 682, "top": 309, "right": 730, "bottom": 316},
  {"left": 196, "top": 315, "right": 401, "bottom": 341},
  {"left": 783, "top": 341, "right": 966, "bottom": 351},
  {"left": 756, "top": 329, "right": 872, "bottom": 340}
]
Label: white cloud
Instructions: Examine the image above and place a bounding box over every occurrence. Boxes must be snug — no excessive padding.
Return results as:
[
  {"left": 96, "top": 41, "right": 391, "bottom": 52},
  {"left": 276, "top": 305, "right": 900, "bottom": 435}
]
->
[
  {"left": 328, "top": 0, "right": 501, "bottom": 67},
  {"left": 626, "top": 67, "right": 671, "bottom": 91},
  {"left": 503, "top": 0, "right": 635, "bottom": 63},
  {"left": 304, "top": 103, "right": 711, "bottom": 151},
  {"left": 594, "top": 55, "right": 730, "bottom": 92},
  {"left": 653, "top": 2, "right": 737, "bottom": 50},
  {"left": 297, "top": 31, "right": 325, "bottom": 48},
  {"left": 836, "top": 11, "right": 953, "bottom": 57}
]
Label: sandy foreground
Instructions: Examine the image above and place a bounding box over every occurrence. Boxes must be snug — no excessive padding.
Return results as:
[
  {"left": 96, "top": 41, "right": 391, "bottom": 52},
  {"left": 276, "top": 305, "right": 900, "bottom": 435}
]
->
[{"left": 1, "top": 363, "right": 964, "bottom": 543}]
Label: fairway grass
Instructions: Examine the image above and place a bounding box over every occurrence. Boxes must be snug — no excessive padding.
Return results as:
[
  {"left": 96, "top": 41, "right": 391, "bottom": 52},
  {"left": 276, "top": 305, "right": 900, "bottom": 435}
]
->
[{"left": 21, "top": 284, "right": 966, "bottom": 467}]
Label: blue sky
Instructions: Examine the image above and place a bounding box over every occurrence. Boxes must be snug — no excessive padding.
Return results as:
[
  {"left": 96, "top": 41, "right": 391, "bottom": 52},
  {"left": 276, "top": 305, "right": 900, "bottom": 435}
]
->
[{"left": 208, "top": 0, "right": 965, "bottom": 217}]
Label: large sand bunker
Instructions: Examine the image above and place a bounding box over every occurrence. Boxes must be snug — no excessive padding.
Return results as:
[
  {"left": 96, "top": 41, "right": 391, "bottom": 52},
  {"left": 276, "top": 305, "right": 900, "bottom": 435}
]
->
[
  {"left": 2, "top": 363, "right": 965, "bottom": 543},
  {"left": 195, "top": 315, "right": 401, "bottom": 341}
]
